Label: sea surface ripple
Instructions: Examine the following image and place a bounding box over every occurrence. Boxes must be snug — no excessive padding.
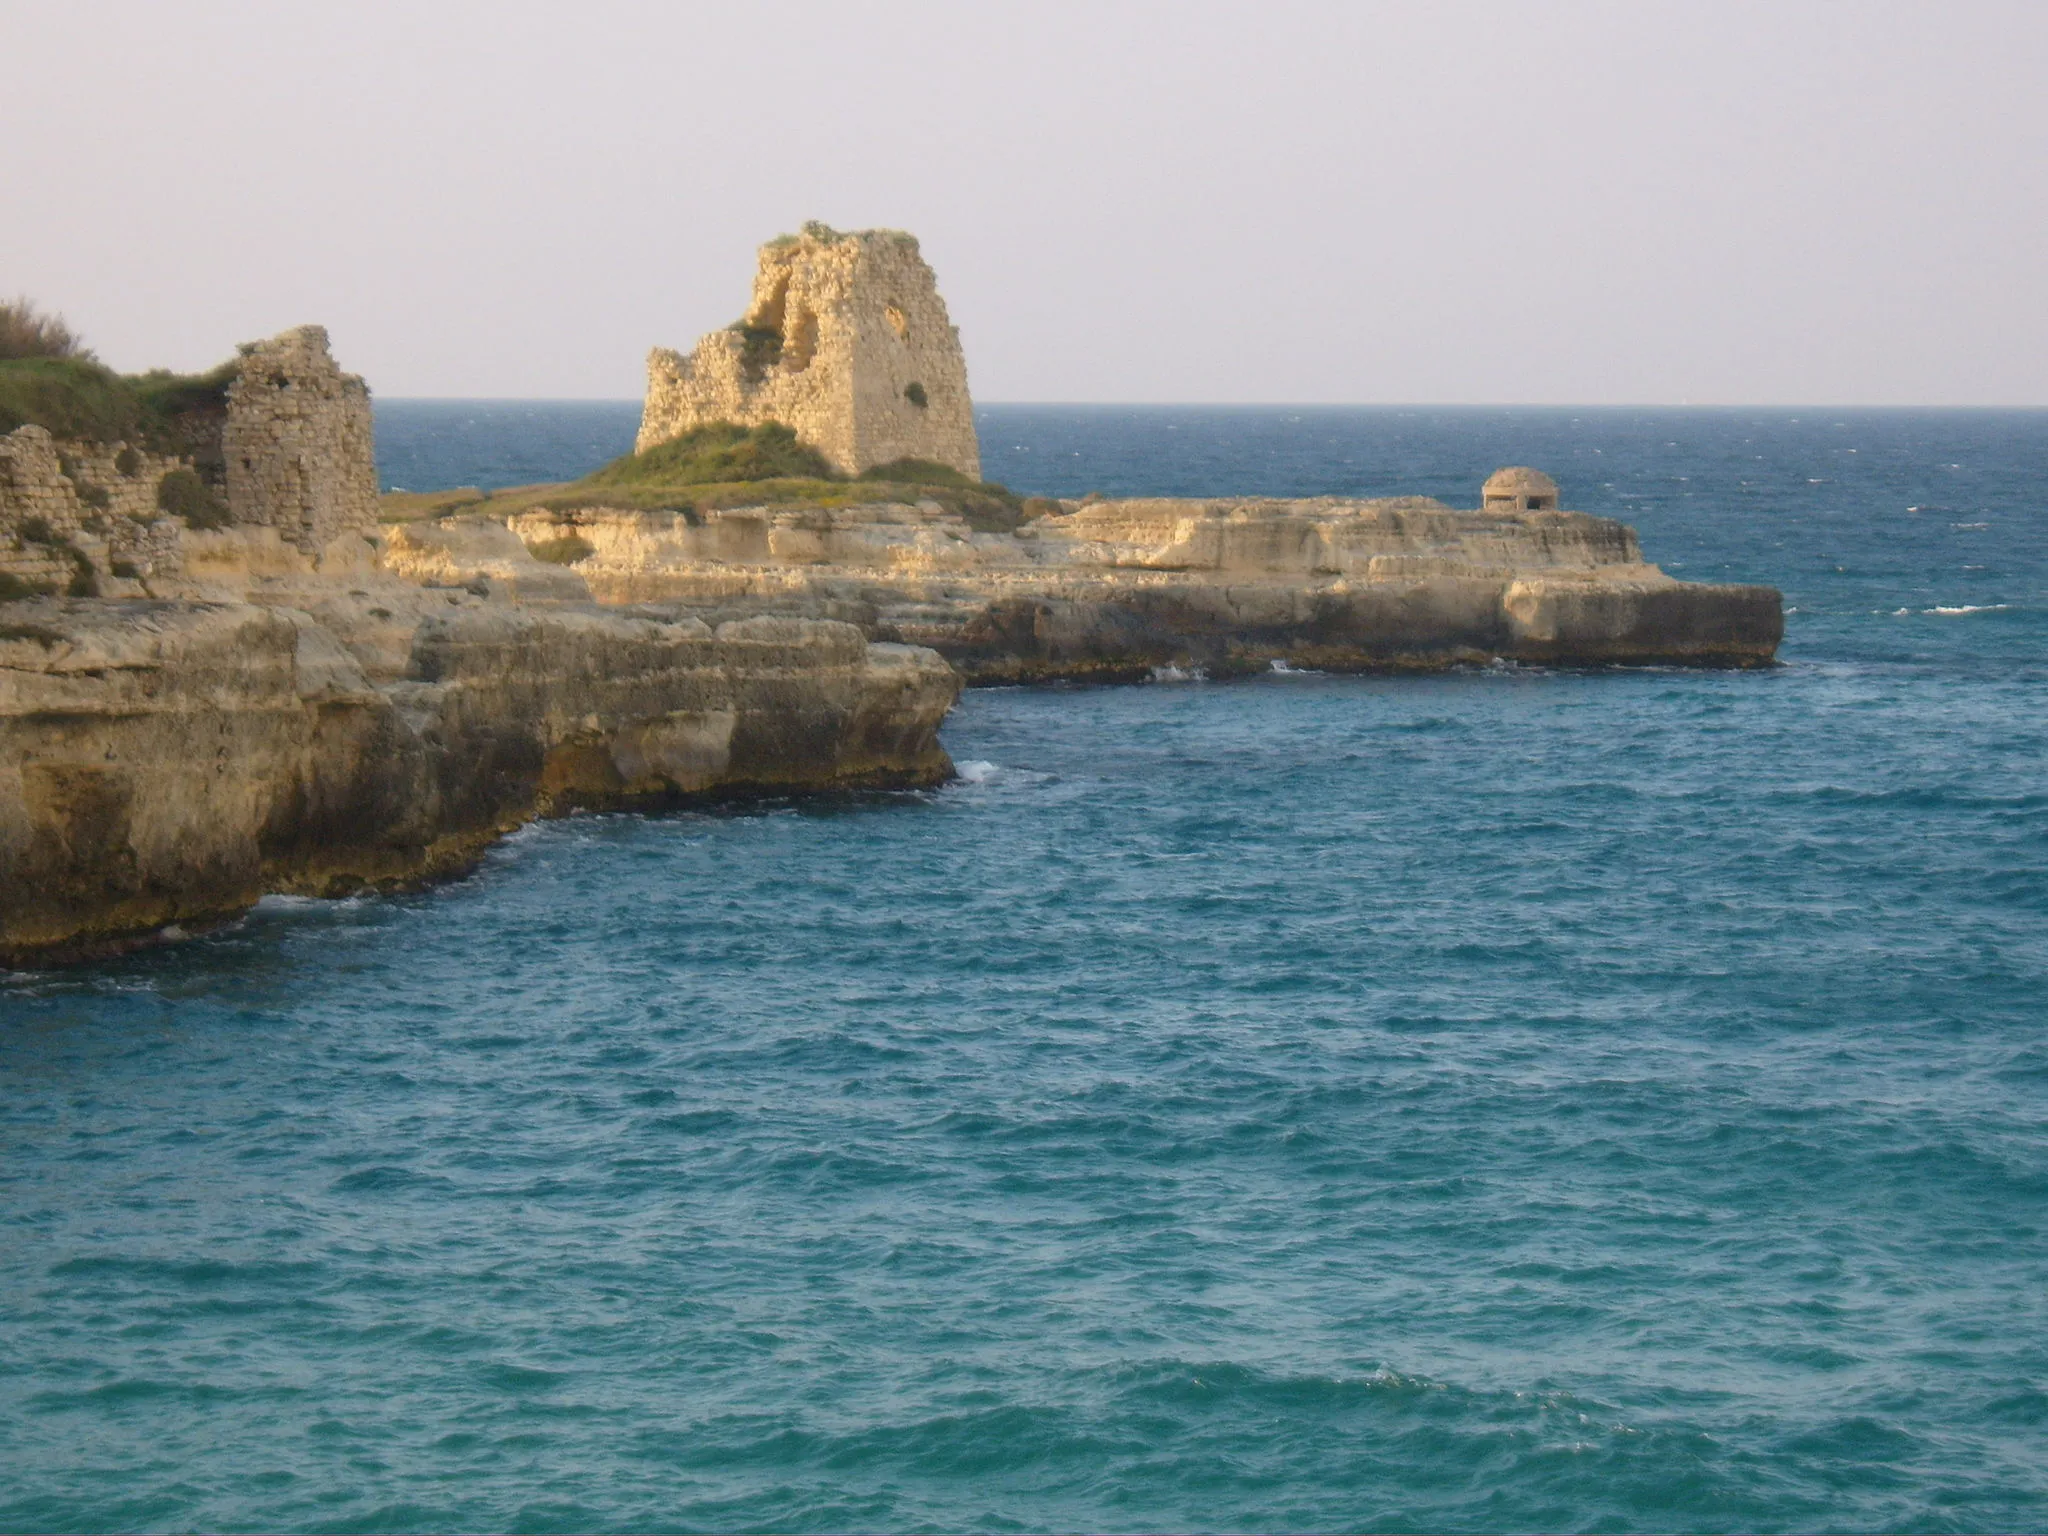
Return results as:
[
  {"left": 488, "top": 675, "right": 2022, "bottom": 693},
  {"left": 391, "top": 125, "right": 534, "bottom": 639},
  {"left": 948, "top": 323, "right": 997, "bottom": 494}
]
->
[{"left": 3, "top": 406, "right": 2045, "bottom": 1533}]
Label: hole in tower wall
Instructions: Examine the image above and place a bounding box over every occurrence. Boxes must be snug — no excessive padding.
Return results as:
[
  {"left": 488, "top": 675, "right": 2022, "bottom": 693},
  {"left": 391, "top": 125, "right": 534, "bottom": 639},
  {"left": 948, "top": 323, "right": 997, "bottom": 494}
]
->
[
  {"left": 784, "top": 307, "right": 818, "bottom": 371},
  {"left": 904, "top": 382, "right": 928, "bottom": 409},
  {"left": 738, "top": 272, "right": 791, "bottom": 380},
  {"left": 749, "top": 272, "right": 791, "bottom": 335}
]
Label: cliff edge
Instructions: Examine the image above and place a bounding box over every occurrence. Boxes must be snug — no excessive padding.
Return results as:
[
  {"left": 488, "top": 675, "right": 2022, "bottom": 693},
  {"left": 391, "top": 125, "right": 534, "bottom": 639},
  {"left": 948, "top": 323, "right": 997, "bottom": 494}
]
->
[
  {"left": 450, "top": 470, "right": 1783, "bottom": 681},
  {"left": 1, "top": 326, "right": 959, "bottom": 966}
]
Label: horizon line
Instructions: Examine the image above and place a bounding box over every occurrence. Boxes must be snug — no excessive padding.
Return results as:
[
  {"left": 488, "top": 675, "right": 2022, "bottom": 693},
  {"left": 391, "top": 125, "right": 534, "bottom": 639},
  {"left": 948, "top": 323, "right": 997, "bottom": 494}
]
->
[{"left": 369, "top": 397, "right": 2048, "bottom": 411}]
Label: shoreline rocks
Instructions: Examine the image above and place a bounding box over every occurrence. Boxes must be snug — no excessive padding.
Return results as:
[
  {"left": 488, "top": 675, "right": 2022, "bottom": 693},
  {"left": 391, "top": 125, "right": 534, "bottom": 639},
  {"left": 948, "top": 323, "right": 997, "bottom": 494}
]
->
[
  {"left": 457, "top": 488, "right": 1783, "bottom": 681},
  {"left": 0, "top": 585, "right": 957, "bottom": 967}
]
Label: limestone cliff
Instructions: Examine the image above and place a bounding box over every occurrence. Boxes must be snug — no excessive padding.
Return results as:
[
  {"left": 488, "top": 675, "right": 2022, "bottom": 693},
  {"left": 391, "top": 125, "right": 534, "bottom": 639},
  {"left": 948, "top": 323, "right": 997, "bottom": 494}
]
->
[
  {"left": 0, "top": 570, "right": 958, "bottom": 964},
  {"left": 638, "top": 224, "right": 980, "bottom": 479},
  {"left": 469, "top": 474, "right": 1783, "bottom": 680}
]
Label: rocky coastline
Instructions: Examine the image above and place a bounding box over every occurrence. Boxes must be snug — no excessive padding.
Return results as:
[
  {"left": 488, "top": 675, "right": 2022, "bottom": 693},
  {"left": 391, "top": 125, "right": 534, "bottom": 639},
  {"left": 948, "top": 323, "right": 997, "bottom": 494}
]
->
[
  {"left": 431, "top": 484, "right": 1782, "bottom": 682},
  {"left": 2, "top": 232, "right": 1782, "bottom": 965},
  {"left": 0, "top": 560, "right": 957, "bottom": 966},
  {"left": 1, "top": 328, "right": 959, "bottom": 966}
]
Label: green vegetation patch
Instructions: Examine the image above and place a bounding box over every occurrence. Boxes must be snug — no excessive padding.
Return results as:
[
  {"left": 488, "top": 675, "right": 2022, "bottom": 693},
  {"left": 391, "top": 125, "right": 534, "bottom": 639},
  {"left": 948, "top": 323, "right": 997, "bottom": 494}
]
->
[
  {"left": 860, "top": 457, "right": 972, "bottom": 488},
  {"left": 380, "top": 486, "right": 497, "bottom": 523},
  {"left": 586, "top": 423, "right": 836, "bottom": 489},
  {"left": 0, "top": 356, "right": 237, "bottom": 458},
  {"left": 450, "top": 421, "right": 1039, "bottom": 535},
  {"left": 129, "top": 360, "right": 236, "bottom": 423},
  {"left": 0, "top": 358, "right": 151, "bottom": 444},
  {"left": 156, "top": 467, "right": 229, "bottom": 529},
  {"left": 0, "top": 297, "right": 92, "bottom": 363}
]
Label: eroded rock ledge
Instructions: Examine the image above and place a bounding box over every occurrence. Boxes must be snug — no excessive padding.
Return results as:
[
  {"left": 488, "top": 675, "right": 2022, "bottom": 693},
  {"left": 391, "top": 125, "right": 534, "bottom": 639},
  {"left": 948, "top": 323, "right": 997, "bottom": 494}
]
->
[
  {"left": 0, "top": 541, "right": 957, "bottom": 966},
  {"left": 403, "top": 476, "right": 1783, "bottom": 682}
]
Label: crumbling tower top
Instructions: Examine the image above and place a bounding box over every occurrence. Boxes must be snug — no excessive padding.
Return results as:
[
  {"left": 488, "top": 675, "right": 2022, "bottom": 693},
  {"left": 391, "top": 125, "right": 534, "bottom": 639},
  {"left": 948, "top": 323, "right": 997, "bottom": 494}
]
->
[{"left": 637, "top": 223, "right": 980, "bottom": 480}]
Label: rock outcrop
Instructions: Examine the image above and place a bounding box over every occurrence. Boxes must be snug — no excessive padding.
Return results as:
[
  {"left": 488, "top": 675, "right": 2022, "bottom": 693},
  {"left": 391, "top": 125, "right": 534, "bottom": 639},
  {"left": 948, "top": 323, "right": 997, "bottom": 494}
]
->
[
  {"left": 0, "top": 570, "right": 958, "bottom": 964},
  {"left": 639, "top": 224, "right": 980, "bottom": 479},
  {"left": 481, "top": 477, "right": 1783, "bottom": 680}
]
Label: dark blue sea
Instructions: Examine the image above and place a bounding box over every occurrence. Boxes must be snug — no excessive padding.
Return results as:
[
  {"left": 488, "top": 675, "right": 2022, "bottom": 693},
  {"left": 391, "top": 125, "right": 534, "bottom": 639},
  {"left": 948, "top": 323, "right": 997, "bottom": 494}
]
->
[{"left": 4, "top": 403, "right": 2046, "bottom": 1534}]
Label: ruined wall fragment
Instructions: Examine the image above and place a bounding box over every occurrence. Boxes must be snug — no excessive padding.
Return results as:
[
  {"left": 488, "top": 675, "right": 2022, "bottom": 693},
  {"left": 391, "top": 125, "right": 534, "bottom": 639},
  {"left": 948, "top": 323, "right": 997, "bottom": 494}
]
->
[
  {"left": 1, "top": 425, "right": 187, "bottom": 591},
  {"left": 223, "top": 326, "right": 378, "bottom": 554}
]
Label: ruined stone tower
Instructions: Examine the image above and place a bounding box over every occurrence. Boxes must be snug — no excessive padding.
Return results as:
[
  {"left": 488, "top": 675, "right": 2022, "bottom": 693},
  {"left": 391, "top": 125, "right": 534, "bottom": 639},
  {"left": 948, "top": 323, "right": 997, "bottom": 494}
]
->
[
  {"left": 637, "top": 224, "right": 980, "bottom": 480},
  {"left": 223, "top": 325, "right": 378, "bottom": 554}
]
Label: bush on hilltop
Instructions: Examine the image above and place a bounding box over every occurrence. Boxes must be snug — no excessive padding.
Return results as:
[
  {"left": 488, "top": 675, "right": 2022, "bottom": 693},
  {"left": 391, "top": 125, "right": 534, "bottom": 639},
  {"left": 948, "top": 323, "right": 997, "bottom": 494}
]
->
[
  {"left": 0, "top": 298, "right": 93, "bottom": 363},
  {"left": 586, "top": 423, "right": 837, "bottom": 488},
  {"left": 0, "top": 300, "right": 237, "bottom": 462}
]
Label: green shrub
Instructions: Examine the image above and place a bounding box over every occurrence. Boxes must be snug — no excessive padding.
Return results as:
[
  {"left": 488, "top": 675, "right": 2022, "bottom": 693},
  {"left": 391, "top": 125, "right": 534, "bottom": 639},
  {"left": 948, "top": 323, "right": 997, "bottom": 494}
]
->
[
  {"left": 0, "top": 298, "right": 92, "bottom": 362},
  {"left": 0, "top": 358, "right": 148, "bottom": 443},
  {"left": 114, "top": 446, "right": 141, "bottom": 475},
  {"left": 128, "top": 360, "right": 236, "bottom": 420},
  {"left": 157, "top": 466, "right": 229, "bottom": 529},
  {"left": 586, "top": 422, "right": 836, "bottom": 489},
  {"left": 527, "top": 532, "right": 594, "bottom": 565},
  {"left": 18, "top": 516, "right": 56, "bottom": 545},
  {"left": 0, "top": 355, "right": 237, "bottom": 456},
  {"left": 735, "top": 325, "right": 783, "bottom": 377},
  {"left": 860, "top": 456, "right": 973, "bottom": 487}
]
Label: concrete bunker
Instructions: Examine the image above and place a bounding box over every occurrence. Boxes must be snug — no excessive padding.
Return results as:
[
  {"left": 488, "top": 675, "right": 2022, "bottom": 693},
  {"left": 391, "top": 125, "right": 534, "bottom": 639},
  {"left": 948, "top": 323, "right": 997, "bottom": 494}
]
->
[{"left": 1482, "top": 467, "right": 1559, "bottom": 513}]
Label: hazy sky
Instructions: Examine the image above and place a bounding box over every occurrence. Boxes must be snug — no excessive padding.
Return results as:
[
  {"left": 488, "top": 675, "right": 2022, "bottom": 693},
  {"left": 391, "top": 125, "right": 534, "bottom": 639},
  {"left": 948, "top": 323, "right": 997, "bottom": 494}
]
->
[{"left": 6, "top": 1, "right": 2045, "bottom": 403}]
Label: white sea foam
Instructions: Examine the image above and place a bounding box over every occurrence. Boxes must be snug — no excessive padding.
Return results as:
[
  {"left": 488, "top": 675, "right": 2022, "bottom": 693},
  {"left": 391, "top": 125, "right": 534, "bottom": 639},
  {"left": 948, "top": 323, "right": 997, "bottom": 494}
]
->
[
  {"left": 1149, "top": 664, "right": 1207, "bottom": 682},
  {"left": 1925, "top": 604, "right": 2008, "bottom": 615},
  {"left": 956, "top": 759, "right": 1001, "bottom": 784},
  {"left": 1267, "top": 659, "right": 1321, "bottom": 675},
  {"left": 253, "top": 894, "right": 327, "bottom": 911}
]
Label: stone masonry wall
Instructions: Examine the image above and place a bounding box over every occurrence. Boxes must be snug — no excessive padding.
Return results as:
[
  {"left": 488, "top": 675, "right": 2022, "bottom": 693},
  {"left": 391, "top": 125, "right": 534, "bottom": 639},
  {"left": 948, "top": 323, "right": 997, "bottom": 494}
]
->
[
  {"left": 223, "top": 325, "right": 379, "bottom": 555},
  {"left": 0, "top": 425, "right": 186, "bottom": 591},
  {"left": 639, "top": 225, "right": 981, "bottom": 480}
]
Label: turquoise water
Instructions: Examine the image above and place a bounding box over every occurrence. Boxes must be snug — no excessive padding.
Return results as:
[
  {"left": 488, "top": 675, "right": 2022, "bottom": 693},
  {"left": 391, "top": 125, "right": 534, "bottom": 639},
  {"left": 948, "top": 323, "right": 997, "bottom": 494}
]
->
[{"left": 4, "top": 407, "right": 2046, "bottom": 1533}]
